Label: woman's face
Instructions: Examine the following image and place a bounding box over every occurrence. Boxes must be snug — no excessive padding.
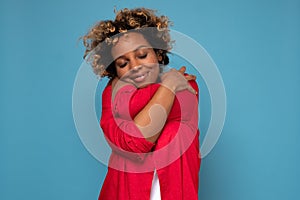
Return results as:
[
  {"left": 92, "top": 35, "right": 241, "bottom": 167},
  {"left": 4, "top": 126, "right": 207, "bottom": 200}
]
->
[{"left": 111, "top": 32, "right": 160, "bottom": 88}]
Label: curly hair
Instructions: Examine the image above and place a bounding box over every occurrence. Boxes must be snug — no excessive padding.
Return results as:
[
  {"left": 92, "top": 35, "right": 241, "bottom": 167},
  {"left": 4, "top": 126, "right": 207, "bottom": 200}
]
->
[{"left": 81, "top": 8, "right": 173, "bottom": 78}]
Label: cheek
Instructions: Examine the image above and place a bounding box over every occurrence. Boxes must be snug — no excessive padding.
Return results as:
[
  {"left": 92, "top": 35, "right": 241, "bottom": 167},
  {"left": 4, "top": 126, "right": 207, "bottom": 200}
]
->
[
  {"left": 115, "top": 62, "right": 129, "bottom": 76},
  {"left": 150, "top": 64, "right": 160, "bottom": 80},
  {"left": 116, "top": 67, "right": 127, "bottom": 78}
]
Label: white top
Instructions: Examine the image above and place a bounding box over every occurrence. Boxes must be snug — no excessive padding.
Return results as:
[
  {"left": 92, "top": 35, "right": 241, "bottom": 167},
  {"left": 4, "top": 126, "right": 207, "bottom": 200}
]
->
[{"left": 150, "top": 170, "right": 161, "bottom": 200}]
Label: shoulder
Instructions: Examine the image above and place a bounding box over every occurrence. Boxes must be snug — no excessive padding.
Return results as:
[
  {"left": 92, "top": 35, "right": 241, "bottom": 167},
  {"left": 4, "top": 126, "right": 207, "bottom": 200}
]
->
[{"left": 102, "top": 82, "right": 112, "bottom": 97}]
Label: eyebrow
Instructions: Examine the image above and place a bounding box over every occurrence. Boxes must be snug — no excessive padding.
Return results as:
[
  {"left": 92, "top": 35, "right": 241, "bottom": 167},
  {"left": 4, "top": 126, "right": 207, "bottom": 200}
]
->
[{"left": 115, "top": 45, "right": 151, "bottom": 60}]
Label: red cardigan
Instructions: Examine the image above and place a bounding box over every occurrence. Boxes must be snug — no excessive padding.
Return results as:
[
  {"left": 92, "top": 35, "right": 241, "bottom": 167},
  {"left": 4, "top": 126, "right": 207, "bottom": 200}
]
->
[{"left": 99, "top": 80, "right": 201, "bottom": 200}]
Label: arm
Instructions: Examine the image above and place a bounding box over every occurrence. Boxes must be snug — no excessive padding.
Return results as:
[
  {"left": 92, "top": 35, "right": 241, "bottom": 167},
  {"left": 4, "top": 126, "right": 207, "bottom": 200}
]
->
[
  {"left": 153, "top": 79, "right": 200, "bottom": 150},
  {"left": 101, "top": 84, "right": 155, "bottom": 159},
  {"left": 111, "top": 67, "right": 196, "bottom": 143},
  {"left": 100, "top": 67, "right": 195, "bottom": 158},
  {"left": 133, "top": 84, "right": 175, "bottom": 143}
]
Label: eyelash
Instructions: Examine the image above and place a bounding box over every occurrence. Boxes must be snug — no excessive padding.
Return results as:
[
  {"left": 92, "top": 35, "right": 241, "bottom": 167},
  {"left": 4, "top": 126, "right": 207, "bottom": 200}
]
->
[
  {"left": 119, "top": 62, "right": 127, "bottom": 68},
  {"left": 117, "top": 53, "right": 148, "bottom": 68},
  {"left": 138, "top": 53, "right": 147, "bottom": 59}
]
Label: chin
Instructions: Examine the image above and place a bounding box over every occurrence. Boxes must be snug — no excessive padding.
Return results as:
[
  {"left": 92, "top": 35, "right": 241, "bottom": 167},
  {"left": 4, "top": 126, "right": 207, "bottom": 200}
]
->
[
  {"left": 135, "top": 81, "right": 155, "bottom": 88},
  {"left": 136, "top": 83, "right": 150, "bottom": 88}
]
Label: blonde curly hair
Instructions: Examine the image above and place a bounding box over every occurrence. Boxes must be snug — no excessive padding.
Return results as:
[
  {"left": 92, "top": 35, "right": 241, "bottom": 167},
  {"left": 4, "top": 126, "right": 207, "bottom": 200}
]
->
[{"left": 81, "top": 7, "right": 173, "bottom": 78}]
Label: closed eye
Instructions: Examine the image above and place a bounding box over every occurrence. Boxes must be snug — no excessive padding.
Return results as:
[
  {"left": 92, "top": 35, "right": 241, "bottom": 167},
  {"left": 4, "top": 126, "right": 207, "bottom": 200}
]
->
[
  {"left": 138, "top": 53, "right": 147, "bottom": 59},
  {"left": 118, "top": 62, "right": 128, "bottom": 68}
]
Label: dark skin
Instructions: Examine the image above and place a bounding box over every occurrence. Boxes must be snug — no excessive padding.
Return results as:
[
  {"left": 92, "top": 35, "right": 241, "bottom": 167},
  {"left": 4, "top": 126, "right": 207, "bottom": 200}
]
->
[
  {"left": 112, "top": 65, "right": 196, "bottom": 143},
  {"left": 110, "top": 32, "right": 196, "bottom": 143}
]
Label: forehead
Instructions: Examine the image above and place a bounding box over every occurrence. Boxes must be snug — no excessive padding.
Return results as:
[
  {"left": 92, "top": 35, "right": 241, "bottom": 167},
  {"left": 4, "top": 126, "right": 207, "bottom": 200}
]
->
[{"left": 111, "top": 32, "right": 152, "bottom": 59}]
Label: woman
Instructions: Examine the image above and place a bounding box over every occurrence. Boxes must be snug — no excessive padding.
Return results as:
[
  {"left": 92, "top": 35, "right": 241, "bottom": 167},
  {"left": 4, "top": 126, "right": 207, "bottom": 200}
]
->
[{"left": 82, "top": 8, "right": 200, "bottom": 200}]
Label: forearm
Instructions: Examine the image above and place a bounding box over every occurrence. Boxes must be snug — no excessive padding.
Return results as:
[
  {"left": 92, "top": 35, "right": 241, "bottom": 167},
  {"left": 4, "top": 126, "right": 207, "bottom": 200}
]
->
[
  {"left": 134, "top": 85, "right": 175, "bottom": 143},
  {"left": 112, "top": 68, "right": 196, "bottom": 143},
  {"left": 101, "top": 85, "right": 155, "bottom": 157}
]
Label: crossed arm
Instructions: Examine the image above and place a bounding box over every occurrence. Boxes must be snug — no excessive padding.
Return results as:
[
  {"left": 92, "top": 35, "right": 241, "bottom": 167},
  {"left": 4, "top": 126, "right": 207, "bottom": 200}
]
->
[{"left": 100, "top": 67, "right": 197, "bottom": 155}]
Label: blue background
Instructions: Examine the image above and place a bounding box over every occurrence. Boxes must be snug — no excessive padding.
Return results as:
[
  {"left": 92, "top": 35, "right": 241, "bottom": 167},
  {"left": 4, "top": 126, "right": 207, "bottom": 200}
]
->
[{"left": 1, "top": 0, "right": 299, "bottom": 199}]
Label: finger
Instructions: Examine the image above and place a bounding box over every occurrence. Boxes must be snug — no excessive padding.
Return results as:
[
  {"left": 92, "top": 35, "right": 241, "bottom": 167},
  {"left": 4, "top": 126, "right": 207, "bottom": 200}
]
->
[
  {"left": 178, "top": 66, "right": 186, "bottom": 74},
  {"left": 184, "top": 74, "right": 196, "bottom": 81},
  {"left": 112, "top": 78, "right": 132, "bottom": 101},
  {"left": 187, "top": 85, "right": 197, "bottom": 95}
]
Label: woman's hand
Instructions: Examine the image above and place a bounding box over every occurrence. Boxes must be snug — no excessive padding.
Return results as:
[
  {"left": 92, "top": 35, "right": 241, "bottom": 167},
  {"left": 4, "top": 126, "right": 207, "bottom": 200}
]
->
[
  {"left": 111, "top": 77, "right": 130, "bottom": 101},
  {"left": 160, "top": 66, "right": 197, "bottom": 94},
  {"left": 178, "top": 66, "right": 196, "bottom": 81}
]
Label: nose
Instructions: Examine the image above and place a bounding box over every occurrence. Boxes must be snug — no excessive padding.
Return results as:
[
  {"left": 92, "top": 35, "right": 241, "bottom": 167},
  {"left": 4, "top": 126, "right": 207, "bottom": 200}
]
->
[{"left": 129, "top": 59, "right": 142, "bottom": 71}]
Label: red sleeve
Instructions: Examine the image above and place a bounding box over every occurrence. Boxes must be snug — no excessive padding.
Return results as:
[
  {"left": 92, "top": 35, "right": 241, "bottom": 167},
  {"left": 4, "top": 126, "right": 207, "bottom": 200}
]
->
[
  {"left": 155, "top": 80, "right": 199, "bottom": 150},
  {"left": 100, "top": 84, "right": 155, "bottom": 161},
  {"left": 179, "top": 80, "right": 199, "bottom": 134},
  {"left": 188, "top": 79, "right": 199, "bottom": 100}
]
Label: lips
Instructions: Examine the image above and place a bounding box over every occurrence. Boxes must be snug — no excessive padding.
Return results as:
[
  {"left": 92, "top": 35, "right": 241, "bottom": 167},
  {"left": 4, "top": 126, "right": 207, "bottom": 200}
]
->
[{"left": 132, "top": 72, "right": 149, "bottom": 83}]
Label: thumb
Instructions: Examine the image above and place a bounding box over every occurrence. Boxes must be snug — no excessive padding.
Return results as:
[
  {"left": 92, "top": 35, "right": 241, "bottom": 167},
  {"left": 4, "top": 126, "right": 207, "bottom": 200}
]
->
[{"left": 187, "top": 85, "right": 197, "bottom": 95}]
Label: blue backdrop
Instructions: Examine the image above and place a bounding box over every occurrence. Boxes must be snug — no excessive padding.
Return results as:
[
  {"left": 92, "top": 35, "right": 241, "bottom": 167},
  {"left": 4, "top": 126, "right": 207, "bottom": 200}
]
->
[{"left": 1, "top": 0, "right": 299, "bottom": 199}]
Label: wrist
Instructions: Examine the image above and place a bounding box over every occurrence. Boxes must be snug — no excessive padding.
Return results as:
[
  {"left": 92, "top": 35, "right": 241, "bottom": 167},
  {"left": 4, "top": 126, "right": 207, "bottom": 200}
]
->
[{"left": 161, "top": 80, "right": 177, "bottom": 94}]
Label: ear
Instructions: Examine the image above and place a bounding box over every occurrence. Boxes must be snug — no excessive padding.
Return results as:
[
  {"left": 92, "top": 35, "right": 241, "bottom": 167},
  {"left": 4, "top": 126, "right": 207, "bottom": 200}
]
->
[
  {"left": 157, "top": 55, "right": 163, "bottom": 62},
  {"left": 156, "top": 51, "right": 163, "bottom": 62}
]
